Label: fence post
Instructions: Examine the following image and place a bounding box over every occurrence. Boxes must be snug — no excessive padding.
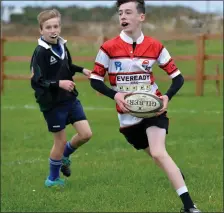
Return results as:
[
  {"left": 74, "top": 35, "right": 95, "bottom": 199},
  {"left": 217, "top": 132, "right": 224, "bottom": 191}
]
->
[
  {"left": 0, "top": 38, "right": 5, "bottom": 94},
  {"left": 215, "top": 64, "right": 220, "bottom": 96},
  {"left": 195, "top": 34, "right": 205, "bottom": 96}
]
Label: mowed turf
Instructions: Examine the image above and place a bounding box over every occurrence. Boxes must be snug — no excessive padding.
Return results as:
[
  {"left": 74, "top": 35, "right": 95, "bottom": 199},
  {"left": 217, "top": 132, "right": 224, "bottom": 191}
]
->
[{"left": 1, "top": 38, "right": 223, "bottom": 212}]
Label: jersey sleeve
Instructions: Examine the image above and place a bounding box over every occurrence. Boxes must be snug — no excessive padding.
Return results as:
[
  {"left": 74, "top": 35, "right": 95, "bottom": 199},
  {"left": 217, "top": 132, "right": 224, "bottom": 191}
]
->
[
  {"left": 156, "top": 43, "right": 181, "bottom": 79},
  {"left": 90, "top": 45, "right": 110, "bottom": 81},
  {"left": 65, "top": 46, "right": 83, "bottom": 75},
  {"left": 30, "top": 48, "right": 59, "bottom": 89}
]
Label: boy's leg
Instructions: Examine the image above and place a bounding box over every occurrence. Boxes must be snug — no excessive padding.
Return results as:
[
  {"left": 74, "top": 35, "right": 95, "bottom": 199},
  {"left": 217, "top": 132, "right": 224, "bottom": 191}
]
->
[
  {"left": 61, "top": 99, "right": 92, "bottom": 177},
  {"left": 45, "top": 129, "right": 66, "bottom": 187},
  {"left": 64, "top": 98, "right": 92, "bottom": 154},
  {"left": 50, "top": 130, "right": 67, "bottom": 160},
  {"left": 61, "top": 120, "right": 92, "bottom": 177},
  {"left": 63, "top": 120, "right": 92, "bottom": 158},
  {"left": 71, "top": 120, "right": 92, "bottom": 148},
  {"left": 70, "top": 99, "right": 92, "bottom": 148},
  {"left": 145, "top": 126, "right": 200, "bottom": 212},
  {"left": 43, "top": 106, "right": 68, "bottom": 187}
]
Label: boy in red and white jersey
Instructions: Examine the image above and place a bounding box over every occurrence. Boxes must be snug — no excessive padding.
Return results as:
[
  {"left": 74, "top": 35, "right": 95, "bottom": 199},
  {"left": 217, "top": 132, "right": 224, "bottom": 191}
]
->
[{"left": 90, "top": 1, "right": 201, "bottom": 212}]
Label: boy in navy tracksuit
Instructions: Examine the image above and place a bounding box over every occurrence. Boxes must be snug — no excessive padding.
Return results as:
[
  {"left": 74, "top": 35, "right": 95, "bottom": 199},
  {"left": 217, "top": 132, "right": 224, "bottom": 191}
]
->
[{"left": 30, "top": 9, "right": 92, "bottom": 187}]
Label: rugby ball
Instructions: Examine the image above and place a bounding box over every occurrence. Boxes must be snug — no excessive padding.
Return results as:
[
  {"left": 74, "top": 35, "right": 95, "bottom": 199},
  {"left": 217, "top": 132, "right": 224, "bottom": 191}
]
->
[{"left": 124, "top": 92, "right": 163, "bottom": 118}]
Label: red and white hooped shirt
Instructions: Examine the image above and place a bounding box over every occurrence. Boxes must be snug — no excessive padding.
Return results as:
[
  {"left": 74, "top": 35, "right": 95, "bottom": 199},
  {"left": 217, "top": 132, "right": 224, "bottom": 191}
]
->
[{"left": 90, "top": 31, "right": 181, "bottom": 128}]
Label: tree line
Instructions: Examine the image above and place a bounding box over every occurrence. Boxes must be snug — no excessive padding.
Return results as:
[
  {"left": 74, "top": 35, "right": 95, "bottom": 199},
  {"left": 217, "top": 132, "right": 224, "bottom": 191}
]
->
[{"left": 9, "top": 5, "right": 206, "bottom": 25}]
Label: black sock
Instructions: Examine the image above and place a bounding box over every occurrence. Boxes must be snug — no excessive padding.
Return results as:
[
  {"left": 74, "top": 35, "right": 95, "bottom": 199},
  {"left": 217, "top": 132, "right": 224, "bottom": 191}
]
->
[{"left": 180, "top": 192, "right": 195, "bottom": 210}]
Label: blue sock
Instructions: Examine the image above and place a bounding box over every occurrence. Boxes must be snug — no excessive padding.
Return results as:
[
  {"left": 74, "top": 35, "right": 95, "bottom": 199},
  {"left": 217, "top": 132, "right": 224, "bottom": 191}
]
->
[
  {"left": 63, "top": 141, "right": 76, "bottom": 158},
  {"left": 48, "top": 158, "right": 62, "bottom": 181}
]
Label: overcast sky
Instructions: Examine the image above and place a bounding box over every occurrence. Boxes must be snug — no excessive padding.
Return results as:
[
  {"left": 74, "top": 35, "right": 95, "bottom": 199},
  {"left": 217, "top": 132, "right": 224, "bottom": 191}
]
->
[{"left": 2, "top": 1, "right": 223, "bottom": 14}]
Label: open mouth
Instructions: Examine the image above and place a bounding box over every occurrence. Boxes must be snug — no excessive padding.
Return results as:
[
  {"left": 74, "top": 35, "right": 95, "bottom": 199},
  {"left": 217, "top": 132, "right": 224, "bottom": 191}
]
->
[
  {"left": 121, "top": 23, "right": 129, "bottom": 27},
  {"left": 50, "top": 34, "right": 58, "bottom": 39}
]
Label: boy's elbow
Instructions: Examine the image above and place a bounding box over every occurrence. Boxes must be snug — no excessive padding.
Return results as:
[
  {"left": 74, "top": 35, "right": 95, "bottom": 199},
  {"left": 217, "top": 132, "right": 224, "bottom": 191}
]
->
[
  {"left": 90, "top": 78, "right": 100, "bottom": 90},
  {"left": 90, "top": 78, "right": 95, "bottom": 89},
  {"left": 180, "top": 74, "right": 184, "bottom": 86}
]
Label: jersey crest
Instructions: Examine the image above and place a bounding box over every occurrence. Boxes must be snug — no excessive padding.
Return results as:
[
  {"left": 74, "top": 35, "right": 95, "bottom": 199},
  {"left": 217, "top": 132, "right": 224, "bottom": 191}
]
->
[{"left": 50, "top": 56, "right": 57, "bottom": 65}]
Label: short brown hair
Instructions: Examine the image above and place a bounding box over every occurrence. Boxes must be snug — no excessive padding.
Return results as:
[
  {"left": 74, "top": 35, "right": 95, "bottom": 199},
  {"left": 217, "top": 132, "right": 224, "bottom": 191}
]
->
[
  {"left": 37, "top": 9, "right": 61, "bottom": 29},
  {"left": 116, "top": 0, "right": 145, "bottom": 14}
]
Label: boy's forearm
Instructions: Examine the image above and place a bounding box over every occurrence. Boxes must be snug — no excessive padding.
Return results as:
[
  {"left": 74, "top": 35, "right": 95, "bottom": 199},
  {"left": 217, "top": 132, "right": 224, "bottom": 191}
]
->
[
  {"left": 90, "top": 79, "right": 117, "bottom": 100},
  {"left": 70, "top": 64, "right": 84, "bottom": 74},
  {"left": 38, "top": 79, "right": 60, "bottom": 89},
  {"left": 165, "top": 74, "right": 184, "bottom": 101}
]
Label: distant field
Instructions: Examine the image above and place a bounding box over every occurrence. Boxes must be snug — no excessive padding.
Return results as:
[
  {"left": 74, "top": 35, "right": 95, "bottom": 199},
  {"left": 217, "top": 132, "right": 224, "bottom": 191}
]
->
[
  {"left": 1, "top": 38, "right": 223, "bottom": 212},
  {"left": 3, "top": 38, "right": 223, "bottom": 93}
]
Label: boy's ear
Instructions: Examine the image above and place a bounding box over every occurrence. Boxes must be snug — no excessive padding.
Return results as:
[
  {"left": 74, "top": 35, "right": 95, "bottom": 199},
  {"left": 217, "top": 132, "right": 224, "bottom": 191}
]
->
[
  {"left": 140, "top": 14, "right": 145, "bottom": 21},
  {"left": 39, "top": 27, "right": 43, "bottom": 35}
]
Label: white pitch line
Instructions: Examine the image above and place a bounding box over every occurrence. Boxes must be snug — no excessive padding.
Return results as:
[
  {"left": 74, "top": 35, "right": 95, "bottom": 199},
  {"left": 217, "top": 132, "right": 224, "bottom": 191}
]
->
[
  {"left": 2, "top": 158, "right": 45, "bottom": 166},
  {"left": 1, "top": 105, "right": 113, "bottom": 111},
  {"left": 3, "top": 137, "right": 223, "bottom": 166},
  {"left": 1, "top": 105, "right": 223, "bottom": 114}
]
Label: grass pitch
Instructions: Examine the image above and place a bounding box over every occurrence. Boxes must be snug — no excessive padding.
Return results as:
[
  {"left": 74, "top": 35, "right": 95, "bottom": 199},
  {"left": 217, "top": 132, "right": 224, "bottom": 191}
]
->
[{"left": 1, "top": 37, "right": 223, "bottom": 212}]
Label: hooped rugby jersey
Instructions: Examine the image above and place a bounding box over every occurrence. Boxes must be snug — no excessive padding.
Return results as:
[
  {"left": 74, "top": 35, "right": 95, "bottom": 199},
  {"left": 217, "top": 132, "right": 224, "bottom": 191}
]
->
[{"left": 90, "top": 31, "right": 181, "bottom": 127}]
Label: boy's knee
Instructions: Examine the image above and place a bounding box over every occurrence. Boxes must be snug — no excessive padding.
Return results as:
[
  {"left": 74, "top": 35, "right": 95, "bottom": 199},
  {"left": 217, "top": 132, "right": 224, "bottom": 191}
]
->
[
  {"left": 79, "top": 130, "right": 92, "bottom": 142},
  {"left": 150, "top": 150, "right": 168, "bottom": 161}
]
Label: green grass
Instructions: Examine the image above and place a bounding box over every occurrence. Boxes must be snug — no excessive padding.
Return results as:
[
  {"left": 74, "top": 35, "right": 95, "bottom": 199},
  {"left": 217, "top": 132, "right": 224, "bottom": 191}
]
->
[{"left": 1, "top": 39, "right": 223, "bottom": 212}]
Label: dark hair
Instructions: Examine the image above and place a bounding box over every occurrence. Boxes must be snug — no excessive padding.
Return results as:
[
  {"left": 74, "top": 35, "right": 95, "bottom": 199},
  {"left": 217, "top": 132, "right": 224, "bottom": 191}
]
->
[{"left": 116, "top": 0, "right": 145, "bottom": 14}]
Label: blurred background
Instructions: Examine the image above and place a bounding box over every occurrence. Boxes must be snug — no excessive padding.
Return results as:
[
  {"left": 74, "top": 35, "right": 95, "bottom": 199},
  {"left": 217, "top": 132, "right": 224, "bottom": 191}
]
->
[
  {"left": 1, "top": 1, "right": 223, "bottom": 95},
  {"left": 1, "top": 2, "right": 223, "bottom": 213},
  {"left": 2, "top": 1, "right": 223, "bottom": 37}
]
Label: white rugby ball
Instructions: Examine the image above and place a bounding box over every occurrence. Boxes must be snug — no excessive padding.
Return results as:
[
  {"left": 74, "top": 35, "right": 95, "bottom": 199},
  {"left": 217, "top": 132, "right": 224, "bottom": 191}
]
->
[{"left": 124, "top": 92, "right": 163, "bottom": 118}]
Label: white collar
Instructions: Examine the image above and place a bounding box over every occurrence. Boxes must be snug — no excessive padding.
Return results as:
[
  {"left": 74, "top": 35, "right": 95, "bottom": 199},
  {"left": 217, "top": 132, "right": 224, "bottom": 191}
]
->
[
  {"left": 38, "top": 36, "right": 67, "bottom": 49},
  {"left": 120, "top": 30, "right": 144, "bottom": 44}
]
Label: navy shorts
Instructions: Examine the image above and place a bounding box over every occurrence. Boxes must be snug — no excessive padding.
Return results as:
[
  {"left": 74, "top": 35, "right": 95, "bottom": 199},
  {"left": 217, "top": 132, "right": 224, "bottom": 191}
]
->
[
  {"left": 43, "top": 99, "right": 87, "bottom": 132},
  {"left": 119, "top": 112, "right": 169, "bottom": 150}
]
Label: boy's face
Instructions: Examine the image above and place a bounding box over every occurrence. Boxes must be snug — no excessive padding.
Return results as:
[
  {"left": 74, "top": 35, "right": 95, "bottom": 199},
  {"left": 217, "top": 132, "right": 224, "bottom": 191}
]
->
[
  {"left": 118, "top": 2, "right": 145, "bottom": 34},
  {"left": 40, "top": 17, "right": 61, "bottom": 44}
]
